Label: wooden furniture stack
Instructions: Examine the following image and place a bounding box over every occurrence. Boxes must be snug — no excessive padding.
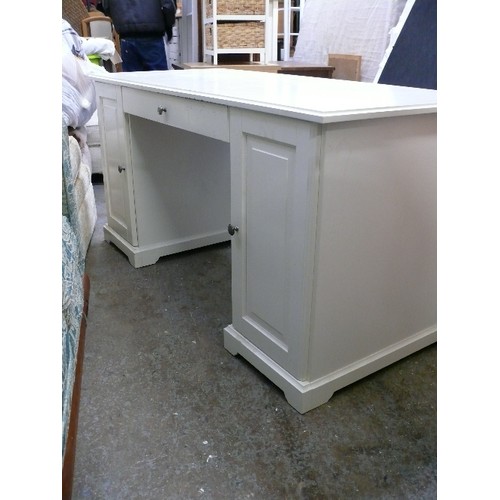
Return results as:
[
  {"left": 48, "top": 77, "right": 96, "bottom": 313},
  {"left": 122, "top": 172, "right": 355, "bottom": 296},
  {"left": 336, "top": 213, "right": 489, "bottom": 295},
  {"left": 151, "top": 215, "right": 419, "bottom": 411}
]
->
[{"left": 203, "top": 0, "right": 267, "bottom": 65}]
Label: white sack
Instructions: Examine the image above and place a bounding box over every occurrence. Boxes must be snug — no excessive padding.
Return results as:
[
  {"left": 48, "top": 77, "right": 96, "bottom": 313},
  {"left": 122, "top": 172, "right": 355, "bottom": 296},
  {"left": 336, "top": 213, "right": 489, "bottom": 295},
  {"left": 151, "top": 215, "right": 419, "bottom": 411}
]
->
[{"left": 292, "top": 0, "right": 407, "bottom": 82}]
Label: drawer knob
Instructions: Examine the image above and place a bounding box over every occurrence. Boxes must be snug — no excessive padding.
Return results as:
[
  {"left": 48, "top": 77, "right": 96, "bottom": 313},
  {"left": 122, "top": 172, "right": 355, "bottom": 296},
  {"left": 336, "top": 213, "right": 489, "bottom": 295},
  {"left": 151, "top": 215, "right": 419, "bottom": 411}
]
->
[
  {"left": 227, "top": 224, "right": 239, "bottom": 236},
  {"left": 157, "top": 106, "right": 167, "bottom": 115},
  {"left": 118, "top": 165, "right": 126, "bottom": 173}
]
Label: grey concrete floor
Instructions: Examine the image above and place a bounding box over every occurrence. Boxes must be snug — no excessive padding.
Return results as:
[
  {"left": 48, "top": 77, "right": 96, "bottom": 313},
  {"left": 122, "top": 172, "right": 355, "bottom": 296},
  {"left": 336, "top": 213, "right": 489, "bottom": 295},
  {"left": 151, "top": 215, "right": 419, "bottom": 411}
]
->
[{"left": 72, "top": 181, "right": 437, "bottom": 499}]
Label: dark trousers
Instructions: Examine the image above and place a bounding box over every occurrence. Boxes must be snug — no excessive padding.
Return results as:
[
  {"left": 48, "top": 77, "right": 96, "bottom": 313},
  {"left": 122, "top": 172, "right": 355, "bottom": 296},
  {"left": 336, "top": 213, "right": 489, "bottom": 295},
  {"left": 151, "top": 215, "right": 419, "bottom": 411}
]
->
[{"left": 120, "top": 36, "right": 168, "bottom": 71}]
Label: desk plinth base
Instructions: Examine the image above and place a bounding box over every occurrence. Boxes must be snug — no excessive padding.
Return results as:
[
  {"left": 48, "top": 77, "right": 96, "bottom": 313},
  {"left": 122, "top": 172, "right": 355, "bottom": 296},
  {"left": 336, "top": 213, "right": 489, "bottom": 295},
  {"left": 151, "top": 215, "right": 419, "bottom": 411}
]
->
[
  {"left": 223, "top": 324, "right": 436, "bottom": 414},
  {"left": 103, "top": 224, "right": 230, "bottom": 268}
]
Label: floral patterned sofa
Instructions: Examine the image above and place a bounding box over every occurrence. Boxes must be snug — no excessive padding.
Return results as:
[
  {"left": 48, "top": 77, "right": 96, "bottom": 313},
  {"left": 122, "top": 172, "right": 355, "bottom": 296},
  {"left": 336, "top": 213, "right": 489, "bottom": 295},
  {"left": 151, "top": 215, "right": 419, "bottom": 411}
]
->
[{"left": 62, "top": 121, "right": 95, "bottom": 499}]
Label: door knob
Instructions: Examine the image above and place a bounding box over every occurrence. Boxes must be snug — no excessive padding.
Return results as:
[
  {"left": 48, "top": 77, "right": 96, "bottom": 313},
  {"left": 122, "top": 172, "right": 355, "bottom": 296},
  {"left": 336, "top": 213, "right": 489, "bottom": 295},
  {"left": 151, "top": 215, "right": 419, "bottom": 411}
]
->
[
  {"left": 157, "top": 106, "right": 167, "bottom": 115},
  {"left": 118, "top": 165, "right": 126, "bottom": 173},
  {"left": 227, "top": 224, "right": 239, "bottom": 236}
]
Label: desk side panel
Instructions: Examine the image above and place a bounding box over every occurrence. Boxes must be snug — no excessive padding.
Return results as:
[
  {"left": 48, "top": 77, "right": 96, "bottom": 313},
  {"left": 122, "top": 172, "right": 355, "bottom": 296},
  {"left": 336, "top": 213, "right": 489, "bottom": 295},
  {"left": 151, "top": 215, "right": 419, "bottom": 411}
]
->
[{"left": 309, "top": 113, "right": 437, "bottom": 381}]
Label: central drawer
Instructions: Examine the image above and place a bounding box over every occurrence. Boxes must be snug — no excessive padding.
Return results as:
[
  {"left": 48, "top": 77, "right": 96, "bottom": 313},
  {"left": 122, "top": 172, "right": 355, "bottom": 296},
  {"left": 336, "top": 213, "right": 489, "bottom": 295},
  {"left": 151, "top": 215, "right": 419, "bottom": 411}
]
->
[{"left": 122, "top": 87, "right": 230, "bottom": 143}]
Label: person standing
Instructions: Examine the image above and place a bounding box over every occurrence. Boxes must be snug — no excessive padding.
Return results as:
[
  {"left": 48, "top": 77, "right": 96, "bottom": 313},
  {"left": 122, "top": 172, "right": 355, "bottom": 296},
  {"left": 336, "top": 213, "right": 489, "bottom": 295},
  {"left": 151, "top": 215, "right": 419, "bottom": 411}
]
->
[{"left": 101, "top": 0, "right": 176, "bottom": 71}]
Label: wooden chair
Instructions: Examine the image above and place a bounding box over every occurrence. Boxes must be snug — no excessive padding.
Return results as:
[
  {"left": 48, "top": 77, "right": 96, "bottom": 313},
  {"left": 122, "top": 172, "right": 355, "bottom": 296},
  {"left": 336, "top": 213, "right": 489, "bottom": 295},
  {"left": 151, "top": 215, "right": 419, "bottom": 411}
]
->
[
  {"left": 81, "top": 15, "right": 122, "bottom": 71},
  {"left": 328, "top": 54, "right": 362, "bottom": 81}
]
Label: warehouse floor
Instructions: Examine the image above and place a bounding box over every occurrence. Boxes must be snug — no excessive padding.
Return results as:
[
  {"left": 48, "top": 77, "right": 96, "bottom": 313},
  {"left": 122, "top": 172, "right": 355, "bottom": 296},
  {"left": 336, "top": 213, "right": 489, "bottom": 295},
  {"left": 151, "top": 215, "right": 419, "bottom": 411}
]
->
[{"left": 72, "top": 181, "right": 437, "bottom": 499}]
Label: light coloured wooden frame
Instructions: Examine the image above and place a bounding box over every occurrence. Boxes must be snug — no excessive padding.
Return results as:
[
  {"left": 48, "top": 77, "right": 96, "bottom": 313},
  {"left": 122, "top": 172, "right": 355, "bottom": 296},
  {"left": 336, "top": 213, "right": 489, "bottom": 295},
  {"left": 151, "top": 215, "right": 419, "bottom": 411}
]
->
[
  {"left": 81, "top": 16, "right": 122, "bottom": 71},
  {"left": 328, "top": 53, "right": 362, "bottom": 81}
]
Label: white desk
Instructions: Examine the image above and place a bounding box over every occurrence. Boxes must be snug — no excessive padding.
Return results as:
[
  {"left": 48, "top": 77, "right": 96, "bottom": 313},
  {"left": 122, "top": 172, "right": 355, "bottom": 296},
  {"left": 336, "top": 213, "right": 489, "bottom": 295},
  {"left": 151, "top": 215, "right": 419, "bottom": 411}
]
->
[{"left": 92, "top": 69, "right": 437, "bottom": 413}]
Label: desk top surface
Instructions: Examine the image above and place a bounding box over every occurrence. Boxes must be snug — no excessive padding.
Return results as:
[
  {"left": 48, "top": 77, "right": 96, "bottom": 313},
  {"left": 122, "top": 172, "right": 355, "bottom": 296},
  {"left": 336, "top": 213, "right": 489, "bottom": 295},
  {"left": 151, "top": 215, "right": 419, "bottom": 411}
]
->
[{"left": 91, "top": 68, "right": 437, "bottom": 124}]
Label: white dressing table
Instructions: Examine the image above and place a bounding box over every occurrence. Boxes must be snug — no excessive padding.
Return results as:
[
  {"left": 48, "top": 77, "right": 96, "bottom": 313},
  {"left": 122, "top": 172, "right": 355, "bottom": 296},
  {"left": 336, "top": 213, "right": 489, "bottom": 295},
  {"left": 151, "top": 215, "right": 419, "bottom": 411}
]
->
[{"left": 92, "top": 69, "right": 437, "bottom": 413}]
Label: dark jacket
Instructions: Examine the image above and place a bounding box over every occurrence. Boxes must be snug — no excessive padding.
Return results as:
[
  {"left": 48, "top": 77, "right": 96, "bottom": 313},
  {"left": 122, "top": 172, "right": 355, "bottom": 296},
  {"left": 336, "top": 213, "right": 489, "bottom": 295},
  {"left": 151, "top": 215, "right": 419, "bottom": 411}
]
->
[{"left": 102, "top": 0, "right": 173, "bottom": 38}]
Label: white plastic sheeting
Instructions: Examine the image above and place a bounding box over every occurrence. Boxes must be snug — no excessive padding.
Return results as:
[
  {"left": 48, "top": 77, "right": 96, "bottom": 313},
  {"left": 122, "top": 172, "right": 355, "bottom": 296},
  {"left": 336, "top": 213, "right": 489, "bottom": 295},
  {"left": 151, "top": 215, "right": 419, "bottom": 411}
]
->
[
  {"left": 292, "top": 0, "right": 408, "bottom": 82},
  {"left": 62, "top": 19, "right": 109, "bottom": 128}
]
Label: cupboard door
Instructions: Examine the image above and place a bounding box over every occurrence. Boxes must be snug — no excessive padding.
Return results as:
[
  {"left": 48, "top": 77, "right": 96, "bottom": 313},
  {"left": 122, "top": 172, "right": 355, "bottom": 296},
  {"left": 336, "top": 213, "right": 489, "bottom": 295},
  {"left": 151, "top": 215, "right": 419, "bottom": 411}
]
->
[
  {"left": 96, "top": 83, "right": 138, "bottom": 245},
  {"left": 229, "top": 109, "right": 320, "bottom": 379}
]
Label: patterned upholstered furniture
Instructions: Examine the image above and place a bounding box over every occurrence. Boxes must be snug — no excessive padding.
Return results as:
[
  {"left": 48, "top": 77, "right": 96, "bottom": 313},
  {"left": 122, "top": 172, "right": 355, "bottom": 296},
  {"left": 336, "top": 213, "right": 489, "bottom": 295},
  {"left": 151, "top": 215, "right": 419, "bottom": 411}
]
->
[{"left": 62, "top": 122, "right": 94, "bottom": 499}]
